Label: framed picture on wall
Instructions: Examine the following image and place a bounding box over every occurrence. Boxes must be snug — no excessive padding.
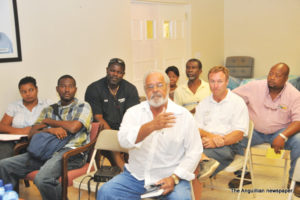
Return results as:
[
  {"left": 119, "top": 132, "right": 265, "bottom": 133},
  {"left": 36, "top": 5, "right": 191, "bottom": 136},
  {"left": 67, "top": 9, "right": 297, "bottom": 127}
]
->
[{"left": 0, "top": 0, "right": 22, "bottom": 63}]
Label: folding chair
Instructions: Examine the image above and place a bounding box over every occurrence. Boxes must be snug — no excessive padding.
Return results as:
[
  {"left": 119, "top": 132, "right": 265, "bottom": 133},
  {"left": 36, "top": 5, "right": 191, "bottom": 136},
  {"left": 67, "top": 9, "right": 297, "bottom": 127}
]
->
[
  {"left": 208, "top": 120, "right": 255, "bottom": 200},
  {"left": 73, "top": 129, "right": 196, "bottom": 200},
  {"left": 288, "top": 157, "right": 300, "bottom": 200},
  {"left": 251, "top": 143, "right": 290, "bottom": 188},
  {"left": 73, "top": 129, "right": 128, "bottom": 196}
]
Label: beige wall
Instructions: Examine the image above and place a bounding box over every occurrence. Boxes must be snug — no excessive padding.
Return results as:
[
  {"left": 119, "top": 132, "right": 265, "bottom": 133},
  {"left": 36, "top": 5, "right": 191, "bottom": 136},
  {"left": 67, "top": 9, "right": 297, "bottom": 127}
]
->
[
  {"left": 3, "top": 0, "right": 300, "bottom": 116},
  {"left": 0, "top": 0, "right": 132, "bottom": 115},
  {"left": 0, "top": 0, "right": 225, "bottom": 115},
  {"left": 224, "top": 0, "right": 300, "bottom": 77},
  {"left": 190, "top": 0, "right": 224, "bottom": 81}
]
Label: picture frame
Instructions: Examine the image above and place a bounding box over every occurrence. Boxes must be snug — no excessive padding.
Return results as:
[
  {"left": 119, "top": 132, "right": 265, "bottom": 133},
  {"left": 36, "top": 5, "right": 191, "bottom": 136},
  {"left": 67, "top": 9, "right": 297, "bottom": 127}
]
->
[{"left": 0, "top": 0, "right": 22, "bottom": 63}]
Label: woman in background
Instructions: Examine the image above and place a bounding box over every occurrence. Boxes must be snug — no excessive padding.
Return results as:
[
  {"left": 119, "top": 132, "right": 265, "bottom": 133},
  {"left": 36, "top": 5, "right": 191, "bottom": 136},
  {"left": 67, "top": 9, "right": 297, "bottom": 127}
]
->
[
  {"left": 165, "top": 66, "right": 180, "bottom": 100},
  {"left": 0, "top": 76, "right": 52, "bottom": 160}
]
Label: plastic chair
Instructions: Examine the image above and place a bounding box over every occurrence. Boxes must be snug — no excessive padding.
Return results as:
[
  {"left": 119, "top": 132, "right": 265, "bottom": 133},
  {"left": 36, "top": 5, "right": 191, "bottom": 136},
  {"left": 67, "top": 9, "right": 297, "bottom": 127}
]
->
[
  {"left": 288, "top": 157, "right": 300, "bottom": 200},
  {"left": 14, "top": 122, "right": 101, "bottom": 200},
  {"left": 251, "top": 143, "right": 290, "bottom": 188},
  {"left": 208, "top": 121, "right": 255, "bottom": 200}
]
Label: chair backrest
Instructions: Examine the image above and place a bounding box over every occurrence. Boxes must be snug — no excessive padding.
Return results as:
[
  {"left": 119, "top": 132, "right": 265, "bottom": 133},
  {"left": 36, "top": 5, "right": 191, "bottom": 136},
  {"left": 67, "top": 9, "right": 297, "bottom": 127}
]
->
[
  {"left": 293, "top": 157, "right": 300, "bottom": 181},
  {"left": 245, "top": 120, "right": 254, "bottom": 151},
  {"left": 95, "top": 129, "right": 128, "bottom": 153},
  {"left": 90, "top": 122, "right": 100, "bottom": 141},
  {"left": 247, "top": 120, "right": 254, "bottom": 140}
]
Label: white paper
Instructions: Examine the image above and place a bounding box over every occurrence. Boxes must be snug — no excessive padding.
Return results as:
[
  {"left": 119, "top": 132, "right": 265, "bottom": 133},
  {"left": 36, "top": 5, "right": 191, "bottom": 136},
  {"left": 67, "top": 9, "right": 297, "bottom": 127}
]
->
[
  {"left": 0, "top": 134, "right": 27, "bottom": 141},
  {"left": 141, "top": 188, "right": 164, "bottom": 198}
]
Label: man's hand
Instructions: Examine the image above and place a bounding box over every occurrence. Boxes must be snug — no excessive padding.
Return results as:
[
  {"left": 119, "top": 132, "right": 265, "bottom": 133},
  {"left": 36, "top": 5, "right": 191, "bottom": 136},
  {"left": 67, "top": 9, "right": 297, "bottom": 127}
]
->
[
  {"left": 48, "top": 127, "right": 68, "bottom": 139},
  {"left": 150, "top": 112, "right": 176, "bottom": 131},
  {"left": 272, "top": 135, "right": 285, "bottom": 154},
  {"left": 202, "top": 137, "right": 217, "bottom": 148},
  {"left": 17, "top": 126, "right": 31, "bottom": 135},
  {"left": 156, "top": 176, "right": 175, "bottom": 195}
]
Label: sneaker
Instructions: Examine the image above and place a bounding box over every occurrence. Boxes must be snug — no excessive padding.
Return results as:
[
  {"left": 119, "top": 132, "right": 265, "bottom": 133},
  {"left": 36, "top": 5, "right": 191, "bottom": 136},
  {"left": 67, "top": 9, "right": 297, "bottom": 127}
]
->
[
  {"left": 197, "top": 159, "right": 220, "bottom": 181},
  {"left": 228, "top": 172, "right": 252, "bottom": 189},
  {"left": 288, "top": 179, "right": 300, "bottom": 197}
]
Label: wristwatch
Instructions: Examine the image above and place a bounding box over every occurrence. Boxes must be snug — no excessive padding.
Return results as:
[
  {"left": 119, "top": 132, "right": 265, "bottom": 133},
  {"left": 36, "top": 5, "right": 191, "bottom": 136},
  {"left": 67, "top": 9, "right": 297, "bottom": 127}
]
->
[{"left": 171, "top": 174, "right": 180, "bottom": 185}]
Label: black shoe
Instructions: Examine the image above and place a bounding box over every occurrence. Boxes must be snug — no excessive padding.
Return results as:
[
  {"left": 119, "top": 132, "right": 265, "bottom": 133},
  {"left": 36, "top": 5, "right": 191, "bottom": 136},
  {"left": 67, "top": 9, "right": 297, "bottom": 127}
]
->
[
  {"left": 235, "top": 171, "right": 250, "bottom": 178},
  {"left": 228, "top": 172, "right": 252, "bottom": 189},
  {"left": 234, "top": 169, "right": 242, "bottom": 176}
]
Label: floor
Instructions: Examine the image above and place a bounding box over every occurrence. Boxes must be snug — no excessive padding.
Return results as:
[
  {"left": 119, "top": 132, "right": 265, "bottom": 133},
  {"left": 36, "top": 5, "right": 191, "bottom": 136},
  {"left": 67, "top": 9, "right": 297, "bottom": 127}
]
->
[{"left": 18, "top": 149, "right": 300, "bottom": 200}]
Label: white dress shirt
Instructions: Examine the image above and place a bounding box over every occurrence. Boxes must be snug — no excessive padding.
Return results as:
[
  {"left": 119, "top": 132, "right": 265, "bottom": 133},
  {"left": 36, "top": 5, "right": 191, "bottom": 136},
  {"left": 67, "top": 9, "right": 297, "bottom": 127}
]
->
[
  {"left": 194, "top": 90, "right": 249, "bottom": 136},
  {"left": 118, "top": 99, "right": 203, "bottom": 186},
  {"left": 6, "top": 99, "right": 53, "bottom": 128}
]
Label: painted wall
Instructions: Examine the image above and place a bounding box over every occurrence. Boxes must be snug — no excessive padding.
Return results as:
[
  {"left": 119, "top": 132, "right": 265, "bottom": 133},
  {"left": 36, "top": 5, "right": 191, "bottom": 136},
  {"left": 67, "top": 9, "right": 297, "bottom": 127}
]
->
[
  {"left": 0, "top": 0, "right": 132, "bottom": 115},
  {"left": 190, "top": 0, "right": 224, "bottom": 81},
  {"left": 0, "top": 0, "right": 225, "bottom": 115},
  {"left": 224, "top": 0, "right": 300, "bottom": 77}
]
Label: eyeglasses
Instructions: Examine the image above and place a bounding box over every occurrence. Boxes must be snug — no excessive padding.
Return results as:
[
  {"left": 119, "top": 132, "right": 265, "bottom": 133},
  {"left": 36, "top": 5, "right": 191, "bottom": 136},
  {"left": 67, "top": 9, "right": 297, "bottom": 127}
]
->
[{"left": 145, "top": 83, "right": 165, "bottom": 91}]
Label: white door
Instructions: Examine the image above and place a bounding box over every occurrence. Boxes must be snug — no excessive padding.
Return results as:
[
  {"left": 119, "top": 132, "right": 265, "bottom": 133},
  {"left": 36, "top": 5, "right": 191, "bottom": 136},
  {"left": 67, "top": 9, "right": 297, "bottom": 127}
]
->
[{"left": 131, "top": 1, "right": 190, "bottom": 96}]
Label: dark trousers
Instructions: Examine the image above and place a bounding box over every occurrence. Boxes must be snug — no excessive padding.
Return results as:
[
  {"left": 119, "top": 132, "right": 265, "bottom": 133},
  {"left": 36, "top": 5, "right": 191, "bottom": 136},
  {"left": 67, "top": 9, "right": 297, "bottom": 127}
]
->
[{"left": 0, "top": 141, "right": 15, "bottom": 160}]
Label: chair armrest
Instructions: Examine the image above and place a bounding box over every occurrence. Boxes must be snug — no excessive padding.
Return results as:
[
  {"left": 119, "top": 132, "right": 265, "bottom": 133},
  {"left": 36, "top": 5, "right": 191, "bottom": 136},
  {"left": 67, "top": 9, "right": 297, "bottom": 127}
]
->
[
  {"left": 13, "top": 141, "right": 29, "bottom": 155},
  {"left": 61, "top": 138, "right": 97, "bottom": 199}
]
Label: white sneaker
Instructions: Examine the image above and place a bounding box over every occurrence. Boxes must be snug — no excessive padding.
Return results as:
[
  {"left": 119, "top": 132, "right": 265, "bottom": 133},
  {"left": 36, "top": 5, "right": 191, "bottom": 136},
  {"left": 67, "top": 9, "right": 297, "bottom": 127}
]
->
[{"left": 197, "top": 159, "right": 220, "bottom": 181}]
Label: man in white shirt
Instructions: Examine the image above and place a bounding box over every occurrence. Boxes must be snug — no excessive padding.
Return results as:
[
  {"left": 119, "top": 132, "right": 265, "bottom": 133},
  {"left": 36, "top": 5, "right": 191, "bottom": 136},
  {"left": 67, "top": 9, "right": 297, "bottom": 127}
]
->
[
  {"left": 194, "top": 66, "right": 249, "bottom": 177},
  {"left": 97, "top": 70, "right": 203, "bottom": 200}
]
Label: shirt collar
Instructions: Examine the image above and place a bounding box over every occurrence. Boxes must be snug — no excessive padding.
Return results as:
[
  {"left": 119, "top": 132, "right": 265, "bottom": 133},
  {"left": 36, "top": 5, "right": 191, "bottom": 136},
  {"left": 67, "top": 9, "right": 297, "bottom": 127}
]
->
[
  {"left": 266, "top": 82, "right": 287, "bottom": 101},
  {"left": 18, "top": 99, "right": 42, "bottom": 108},
  {"left": 183, "top": 79, "right": 206, "bottom": 90},
  {"left": 209, "top": 89, "right": 231, "bottom": 104},
  {"left": 58, "top": 98, "right": 78, "bottom": 108},
  {"left": 141, "top": 99, "right": 183, "bottom": 115}
]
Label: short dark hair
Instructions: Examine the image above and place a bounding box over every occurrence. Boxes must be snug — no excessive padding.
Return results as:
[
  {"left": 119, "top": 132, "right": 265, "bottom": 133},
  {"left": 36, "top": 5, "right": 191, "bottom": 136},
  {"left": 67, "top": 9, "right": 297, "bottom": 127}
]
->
[
  {"left": 57, "top": 75, "right": 76, "bottom": 86},
  {"left": 18, "top": 76, "right": 37, "bottom": 89},
  {"left": 186, "top": 58, "right": 202, "bottom": 70},
  {"left": 165, "top": 66, "right": 180, "bottom": 77},
  {"left": 108, "top": 58, "right": 125, "bottom": 71}
]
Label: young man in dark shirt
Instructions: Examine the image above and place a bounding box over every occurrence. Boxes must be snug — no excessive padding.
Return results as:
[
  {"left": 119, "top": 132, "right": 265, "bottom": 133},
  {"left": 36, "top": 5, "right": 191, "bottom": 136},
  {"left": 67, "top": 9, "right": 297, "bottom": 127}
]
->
[{"left": 85, "top": 58, "right": 139, "bottom": 168}]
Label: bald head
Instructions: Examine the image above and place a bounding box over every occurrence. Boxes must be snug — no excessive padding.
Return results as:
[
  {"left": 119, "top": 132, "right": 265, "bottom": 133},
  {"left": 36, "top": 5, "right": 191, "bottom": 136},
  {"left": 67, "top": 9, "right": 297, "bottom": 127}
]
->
[
  {"left": 270, "top": 63, "right": 289, "bottom": 77},
  {"left": 267, "top": 62, "right": 289, "bottom": 92}
]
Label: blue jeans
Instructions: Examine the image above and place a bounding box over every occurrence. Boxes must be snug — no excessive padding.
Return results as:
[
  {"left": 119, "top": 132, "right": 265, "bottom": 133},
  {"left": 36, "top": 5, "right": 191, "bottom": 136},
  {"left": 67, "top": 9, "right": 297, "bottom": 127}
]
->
[
  {"left": 0, "top": 148, "right": 86, "bottom": 200},
  {"left": 97, "top": 168, "right": 192, "bottom": 200},
  {"left": 204, "top": 142, "right": 244, "bottom": 176},
  {"left": 241, "top": 128, "right": 300, "bottom": 178}
]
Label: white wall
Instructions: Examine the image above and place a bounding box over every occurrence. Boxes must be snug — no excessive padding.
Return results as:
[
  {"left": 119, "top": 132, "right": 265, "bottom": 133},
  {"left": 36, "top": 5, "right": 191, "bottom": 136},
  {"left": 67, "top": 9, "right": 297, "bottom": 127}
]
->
[
  {"left": 0, "top": 0, "right": 132, "bottom": 115},
  {"left": 224, "top": 0, "right": 300, "bottom": 77}
]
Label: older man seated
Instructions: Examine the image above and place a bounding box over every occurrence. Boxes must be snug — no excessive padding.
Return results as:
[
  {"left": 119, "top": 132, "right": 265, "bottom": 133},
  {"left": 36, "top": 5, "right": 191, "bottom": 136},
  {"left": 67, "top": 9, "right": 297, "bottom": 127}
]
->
[{"left": 97, "top": 70, "right": 203, "bottom": 200}]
